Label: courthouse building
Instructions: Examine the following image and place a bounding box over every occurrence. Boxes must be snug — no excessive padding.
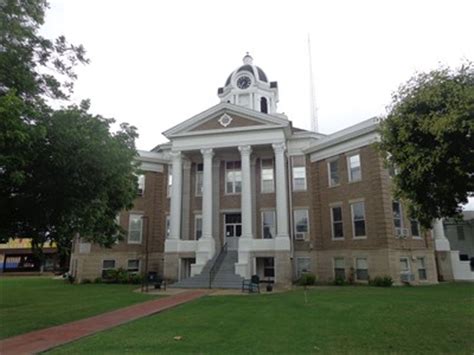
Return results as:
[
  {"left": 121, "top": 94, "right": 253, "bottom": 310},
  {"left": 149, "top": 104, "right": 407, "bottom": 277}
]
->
[{"left": 70, "top": 54, "right": 439, "bottom": 287}]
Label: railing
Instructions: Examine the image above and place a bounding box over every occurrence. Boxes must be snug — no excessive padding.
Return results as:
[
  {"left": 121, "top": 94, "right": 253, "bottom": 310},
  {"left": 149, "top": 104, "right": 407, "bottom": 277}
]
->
[{"left": 209, "top": 243, "right": 228, "bottom": 289}]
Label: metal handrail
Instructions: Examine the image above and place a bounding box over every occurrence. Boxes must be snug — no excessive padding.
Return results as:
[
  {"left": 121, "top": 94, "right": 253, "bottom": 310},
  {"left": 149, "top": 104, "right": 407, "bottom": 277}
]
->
[{"left": 209, "top": 243, "right": 228, "bottom": 289}]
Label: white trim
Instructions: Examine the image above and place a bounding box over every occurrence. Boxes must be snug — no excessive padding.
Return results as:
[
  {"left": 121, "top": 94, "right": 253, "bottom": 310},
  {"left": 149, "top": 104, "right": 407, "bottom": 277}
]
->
[
  {"left": 350, "top": 201, "right": 367, "bottom": 239},
  {"left": 163, "top": 102, "right": 289, "bottom": 138},
  {"left": 137, "top": 174, "right": 145, "bottom": 196}
]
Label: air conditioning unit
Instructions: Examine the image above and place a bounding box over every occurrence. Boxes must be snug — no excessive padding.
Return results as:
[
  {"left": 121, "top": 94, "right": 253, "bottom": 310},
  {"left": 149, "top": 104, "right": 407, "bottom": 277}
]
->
[
  {"left": 400, "top": 272, "right": 415, "bottom": 283},
  {"left": 295, "top": 233, "right": 306, "bottom": 241},
  {"left": 395, "top": 228, "right": 409, "bottom": 239}
]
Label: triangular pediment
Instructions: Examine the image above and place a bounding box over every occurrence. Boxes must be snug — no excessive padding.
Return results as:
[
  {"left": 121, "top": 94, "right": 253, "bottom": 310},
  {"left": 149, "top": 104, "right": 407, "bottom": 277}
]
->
[{"left": 163, "top": 103, "right": 289, "bottom": 138}]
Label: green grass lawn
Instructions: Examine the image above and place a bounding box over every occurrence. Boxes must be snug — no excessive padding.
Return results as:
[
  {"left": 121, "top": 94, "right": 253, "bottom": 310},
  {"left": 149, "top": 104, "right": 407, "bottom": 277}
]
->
[
  {"left": 48, "top": 283, "right": 474, "bottom": 354},
  {"left": 0, "top": 276, "right": 155, "bottom": 339}
]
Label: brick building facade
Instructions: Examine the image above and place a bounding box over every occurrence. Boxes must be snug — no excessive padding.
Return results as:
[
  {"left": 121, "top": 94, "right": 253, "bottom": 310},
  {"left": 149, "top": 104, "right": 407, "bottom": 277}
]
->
[{"left": 70, "top": 55, "right": 438, "bottom": 286}]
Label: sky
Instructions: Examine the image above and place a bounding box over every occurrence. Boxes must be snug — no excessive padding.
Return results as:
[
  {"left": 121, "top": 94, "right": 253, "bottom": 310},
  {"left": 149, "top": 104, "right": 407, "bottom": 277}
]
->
[{"left": 42, "top": 0, "right": 474, "bottom": 208}]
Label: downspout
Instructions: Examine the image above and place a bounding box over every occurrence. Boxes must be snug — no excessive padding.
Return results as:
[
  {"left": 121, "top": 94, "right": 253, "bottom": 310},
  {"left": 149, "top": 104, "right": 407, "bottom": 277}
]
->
[{"left": 287, "top": 153, "right": 295, "bottom": 271}]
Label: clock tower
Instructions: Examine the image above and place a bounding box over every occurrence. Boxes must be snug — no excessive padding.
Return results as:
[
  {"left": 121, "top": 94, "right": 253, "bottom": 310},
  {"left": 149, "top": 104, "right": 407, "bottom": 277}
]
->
[{"left": 217, "top": 53, "right": 279, "bottom": 115}]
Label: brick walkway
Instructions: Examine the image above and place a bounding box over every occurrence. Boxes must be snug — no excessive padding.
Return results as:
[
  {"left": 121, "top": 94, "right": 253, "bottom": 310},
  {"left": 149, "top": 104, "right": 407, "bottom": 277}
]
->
[{"left": 0, "top": 289, "right": 208, "bottom": 355}]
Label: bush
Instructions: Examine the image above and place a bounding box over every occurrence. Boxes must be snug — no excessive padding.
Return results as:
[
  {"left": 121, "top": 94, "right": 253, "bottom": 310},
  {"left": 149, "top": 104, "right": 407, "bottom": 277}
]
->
[
  {"left": 102, "top": 268, "right": 142, "bottom": 284},
  {"left": 93, "top": 277, "right": 102, "bottom": 284},
  {"left": 369, "top": 275, "right": 393, "bottom": 287},
  {"left": 297, "top": 272, "right": 316, "bottom": 286},
  {"left": 334, "top": 277, "right": 346, "bottom": 286},
  {"left": 81, "top": 278, "right": 92, "bottom": 284}
]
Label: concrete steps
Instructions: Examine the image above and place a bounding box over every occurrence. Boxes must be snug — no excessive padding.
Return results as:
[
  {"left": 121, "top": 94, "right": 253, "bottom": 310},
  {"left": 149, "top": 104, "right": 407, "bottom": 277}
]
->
[{"left": 172, "top": 250, "right": 244, "bottom": 289}]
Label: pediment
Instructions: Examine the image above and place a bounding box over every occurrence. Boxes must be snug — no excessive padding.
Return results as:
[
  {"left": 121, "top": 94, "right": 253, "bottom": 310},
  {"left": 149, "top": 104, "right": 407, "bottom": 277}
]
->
[{"left": 163, "top": 103, "right": 289, "bottom": 138}]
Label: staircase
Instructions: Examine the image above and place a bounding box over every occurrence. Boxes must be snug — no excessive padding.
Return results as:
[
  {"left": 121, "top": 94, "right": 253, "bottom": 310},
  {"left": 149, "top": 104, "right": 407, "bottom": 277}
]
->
[{"left": 172, "top": 247, "right": 244, "bottom": 289}]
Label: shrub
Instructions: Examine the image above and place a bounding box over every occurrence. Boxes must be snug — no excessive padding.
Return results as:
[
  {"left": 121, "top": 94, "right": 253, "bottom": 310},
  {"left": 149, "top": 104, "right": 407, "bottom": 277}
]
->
[
  {"left": 93, "top": 277, "right": 102, "bottom": 284},
  {"left": 128, "top": 274, "right": 143, "bottom": 284},
  {"left": 102, "top": 268, "right": 142, "bottom": 284},
  {"left": 369, "top": 275, "right": 393, "bottom": 287},
  {"left": 334, "top": 277, "right": 346, "bottom": 286},
  {"left": 297, "top": 272, "right": 316, "bottom": 286},
  {"left": 81, "top": 278, "right": 92, "bottom": 284}
]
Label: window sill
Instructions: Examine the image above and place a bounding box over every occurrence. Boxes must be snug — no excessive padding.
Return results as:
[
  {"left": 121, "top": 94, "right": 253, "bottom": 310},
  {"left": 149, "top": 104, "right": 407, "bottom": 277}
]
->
[
  {"left": 412, "top": 236, "right": 422, "bottom": 240},
  {"left": 293, "top": 189, "right": 308, "bottom": 193},
  {"left": 328, "top": 184, "right": 340, "bottom": 189},
  {"left": 353, "top": 236, "right": 367, "bottom": 240},
  {"left": 331, "top": 237, "right": 345, "bottom": 241},
  {"left": 224, "top": 192, "right": 241, "bottom": 196},
  {"left": 127, "top": 241, "right": 142, "bottom": 245},
  {"left": 348, "top": 179, "right": 362, "bottom": 184}
]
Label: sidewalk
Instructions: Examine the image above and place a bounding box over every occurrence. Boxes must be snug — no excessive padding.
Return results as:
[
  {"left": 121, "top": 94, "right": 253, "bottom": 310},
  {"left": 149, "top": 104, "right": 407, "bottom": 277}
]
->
[{"left": 0, "top": 289, "right": 208, "bottom": 355}]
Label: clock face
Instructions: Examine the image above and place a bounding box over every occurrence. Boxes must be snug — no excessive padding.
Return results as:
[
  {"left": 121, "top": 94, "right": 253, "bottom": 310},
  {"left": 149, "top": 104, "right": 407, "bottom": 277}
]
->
[{"left": 236, "top": 76, "right": 251, "bottom": 89}]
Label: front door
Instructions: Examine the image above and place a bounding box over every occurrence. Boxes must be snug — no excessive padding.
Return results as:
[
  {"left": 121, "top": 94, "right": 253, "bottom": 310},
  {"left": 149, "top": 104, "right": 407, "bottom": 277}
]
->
[{"left": 224, "top": 213, "right": 242, "bottom": 250}]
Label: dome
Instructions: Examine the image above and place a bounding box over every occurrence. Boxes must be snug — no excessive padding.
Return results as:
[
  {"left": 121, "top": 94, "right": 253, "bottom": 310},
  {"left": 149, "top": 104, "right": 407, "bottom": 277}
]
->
[{"left": 224, "top": 54, "right": 269, "bottom": 87}]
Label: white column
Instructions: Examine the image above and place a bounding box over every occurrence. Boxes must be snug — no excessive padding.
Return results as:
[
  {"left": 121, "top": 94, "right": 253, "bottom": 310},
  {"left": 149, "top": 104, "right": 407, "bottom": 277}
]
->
[
  {"left": 201, "top": 148, "right": 214, "bottom": 239},
  {"left": 433, "top": 218, "right": 451, "bottom": 251},
  {"left": 169, "top": 151, "right": 182, "bottom": 240},
  {"left": 273, "top": 142, "right": 289, "bottom": 239},
  {"left": 238, "top": 145, "right": 253, "bottom": 238}
]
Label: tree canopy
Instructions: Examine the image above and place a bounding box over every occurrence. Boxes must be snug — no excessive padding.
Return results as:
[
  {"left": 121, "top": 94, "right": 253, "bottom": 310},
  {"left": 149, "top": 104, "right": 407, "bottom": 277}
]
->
[
  {"left": 0, "top": 0, "right": 140, "bottom": 259},
  {"left": 379, "top": 63, "right": 474, "bottom": 228}
]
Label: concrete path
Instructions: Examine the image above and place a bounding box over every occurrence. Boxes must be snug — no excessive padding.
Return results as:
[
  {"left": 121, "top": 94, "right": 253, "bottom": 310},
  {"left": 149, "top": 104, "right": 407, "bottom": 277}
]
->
[{"left": 0, "top": 290, "right": 208, "bottom": 355}]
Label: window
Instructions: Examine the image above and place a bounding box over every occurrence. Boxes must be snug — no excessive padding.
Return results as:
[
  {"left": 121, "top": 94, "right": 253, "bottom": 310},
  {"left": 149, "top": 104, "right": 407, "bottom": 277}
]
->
[
  {"left": 225, "top": 161, "right": 242, "bottom": 194},
  {"left": 263, "top": 257, "right": 275, "bottom": 278},
  {"left": 334, "top": 257, "right": 345, "bottom": 280},
  {"left": 262, "top": 210, "right": 276, "bottom": 239},
  {"left": 260, "top": 158, "right": 274, "bottom": 193},
  {"left": 294, "top": 209, "right": 309, "bottom": 240},
  {"left": 195, "top": 163, "right": 203, "bottom": 196},
  {"left": 457, "top": 225, "right": 465, "bottom": 240},
  {"left": 165, "top": 216, "right": 170, "bottom": 238},
  {"left": 292, "top": 156, "right": 307, "bottom": 191},
  {"left": 296, "top": 257, "right": 311, "bottom": 278},
  {"left": 128, "top": 214, "right": 143, "bottom": 244},
  {"left": 331, "top": 205, "right": 344, "bottom": 239},
  {"left": 417, "top": 257, "right": 427, "bottom": 280},
  {"left": 411, "top": 219, "right": 420, "bottom": 238},
  {"left": 400, "top": 257, "right": 410, "bottom": 273},
  {"left": 137, "top": 174, "right": 145, "bottom": 196},
  {"left": 102, "top": 259, "right": 115, "bottom": 278},
  {"left": 328, "top": 159, "right": 340, "bottom": 186},
  {"left": 127, "top": 259, "right": 140, "bottom": 273},
  {"left": 167, "top": 169, "right": 172, "bottom": 197},
  {"left": 347, "top": 153, "right": 361, "bottom": 182},
  {"left": 392, "top": 201, "right": 403, "bottom": 228},
  {"left": 351, "top": 201, "right": 366, "bottom": 238},
  {"left": 356, "top": 258, "right": 368, "bottom": 280},
  {"left": 260, "top": 97, "right": 268, "bottom": 113},
  {"left": 195, "top": 215, "right": 202, "bottom": 240}
]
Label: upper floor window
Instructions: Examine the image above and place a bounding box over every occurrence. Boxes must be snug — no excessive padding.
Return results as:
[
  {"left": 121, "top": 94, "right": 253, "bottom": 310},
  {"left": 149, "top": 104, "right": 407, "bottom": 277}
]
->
[
  {"left": 294, "top": 209, "right": 309, "bottom": 240},
  {"left": 260, "top": 97, "right": 268, "bottom": 113},
  {"left": 262, "top": 210, "right": 276, "bottom": 239},
  {"left": 167, "top": 169, "right": 172, "bottom": 197},
  {"left": 392, "top": 201, "right": 403, "bottom": 228},
  {"left": 331, "top": 205, "right": 344, "bottom": 239},
  {"left": 411, "top": 219, "right": 420, "bottom": 238},
  {"left": 195, "top": 215, "right": 202, "bottom": 240},
  {"left": 165, "top": 215, "right": 170, "bottom": 238},
  {"left": 347, "top": 153, "right": 361, "bottom": 182},
  {"left": 195, "top": 163, "right": 203, "bottom": 196},
  {"left": 128, "top": 214, "right": 143, "bottom": 244},
  {"left": 261, "top": 158, "right": 274, "bottom": 193},
  {"left": 350, "top": 201, "right": 366, "bottom": 238},
  {"left": 328, "top": 159, "right": 340, "bottom": 186},
  {"left": 292, "top": 156, "right": 307, "bottom": 191},
  {"left": 226, "top": 161, "right": 242, "bottom": 194},
  {"left": 137, "top": 174, "right": 145, "bottom": 196}
]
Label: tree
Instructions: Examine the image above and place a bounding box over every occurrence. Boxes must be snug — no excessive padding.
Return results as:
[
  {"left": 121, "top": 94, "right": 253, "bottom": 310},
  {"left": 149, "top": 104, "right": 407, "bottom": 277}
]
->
[
  {"left": 0, "top": 1, "right": 139, "bottom": 264},
  {"left": 379, "top": 63, "right": 474, "bottom": 228}
]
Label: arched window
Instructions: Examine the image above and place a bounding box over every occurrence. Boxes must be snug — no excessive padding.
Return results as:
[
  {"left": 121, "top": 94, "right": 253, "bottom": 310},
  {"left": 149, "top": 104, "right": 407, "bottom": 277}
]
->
[{"left": 260, "top": 97, "right": 268, "bottom": 113}]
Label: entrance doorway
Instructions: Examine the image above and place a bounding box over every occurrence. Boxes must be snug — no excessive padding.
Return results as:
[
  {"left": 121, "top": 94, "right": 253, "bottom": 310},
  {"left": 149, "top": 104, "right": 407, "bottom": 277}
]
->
[{"left": 224, "top": 213, "right": 241, "bottom": 250}]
